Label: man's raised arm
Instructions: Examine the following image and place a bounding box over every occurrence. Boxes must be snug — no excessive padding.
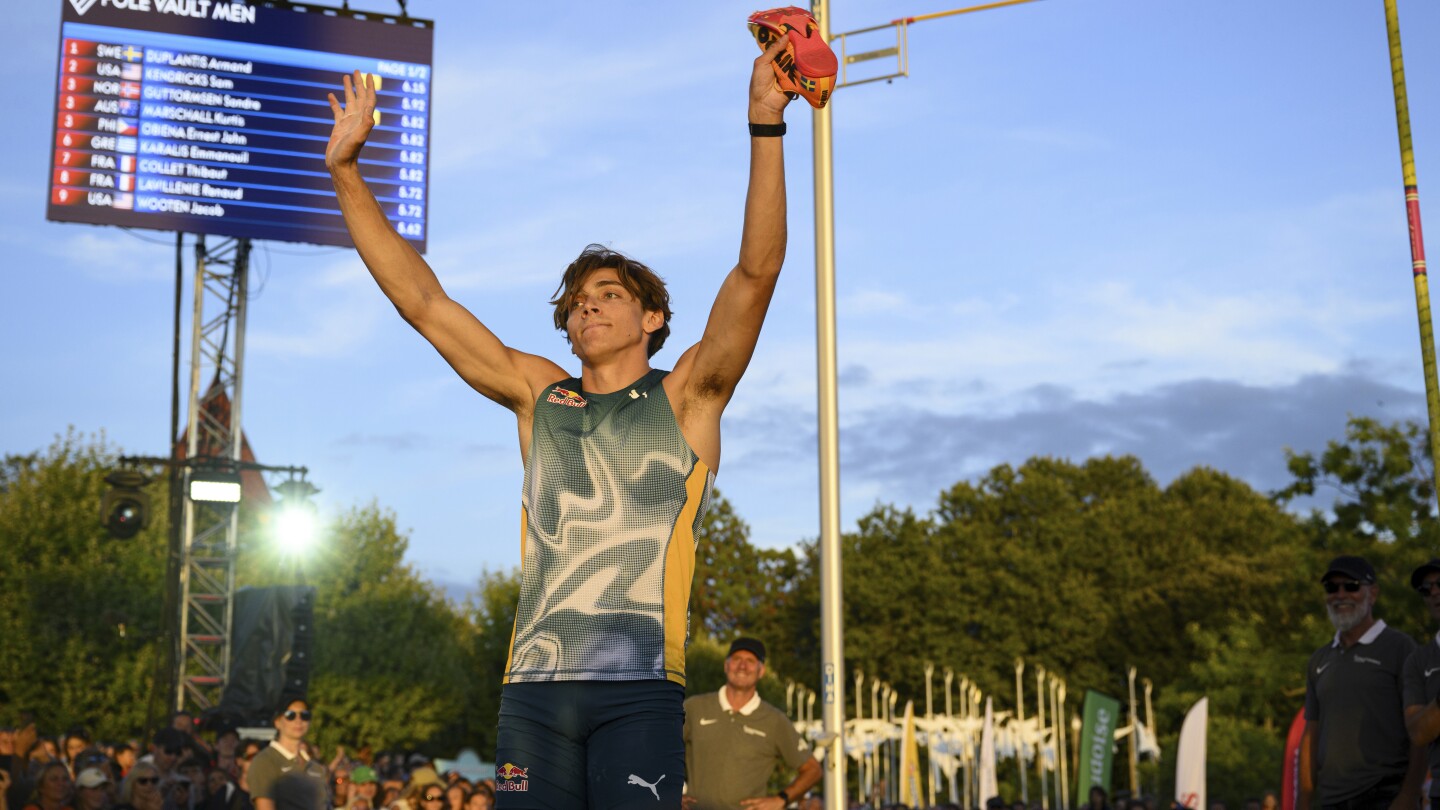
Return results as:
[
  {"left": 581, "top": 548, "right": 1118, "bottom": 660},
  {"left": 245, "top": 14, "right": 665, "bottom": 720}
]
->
[
  {"left": 676, "top": 37, "right": 793, "bottom": 411},
  {"left": 325, "top": 71, "right": 561, "bottom": 413}
]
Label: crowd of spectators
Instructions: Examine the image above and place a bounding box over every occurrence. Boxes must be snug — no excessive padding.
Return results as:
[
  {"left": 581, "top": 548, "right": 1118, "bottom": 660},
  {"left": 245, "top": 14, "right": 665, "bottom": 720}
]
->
[{"left": 0, "top": 712, "right": 494, "bottom": 810}]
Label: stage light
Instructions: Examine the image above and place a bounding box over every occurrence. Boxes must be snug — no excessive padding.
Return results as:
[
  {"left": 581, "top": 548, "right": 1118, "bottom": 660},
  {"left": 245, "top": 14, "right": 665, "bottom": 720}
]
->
[
  {"left": 273, "top": 479, "right": 320, "bottom": 555},
  {"left": 101, "top": 470, "right": 150, "bottom": 540},
  {"left": 189, "top": 469, "right": 242, "bottom": 503}
]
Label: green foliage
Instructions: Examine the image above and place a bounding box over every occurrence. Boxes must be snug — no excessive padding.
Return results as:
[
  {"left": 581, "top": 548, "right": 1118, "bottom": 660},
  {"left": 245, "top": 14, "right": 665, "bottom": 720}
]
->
[
  {"left": 239, "top": 504, "right": 475, "bottom": 754},
  {"left": 1279, "top": 417, "right": 1440, "bottom": 639},
  {"left": 464, "top": 568, "right": 521, "bottom": 759},
  {"left": 691, "top": 490, "right": 801, "bottom": 647},
  {"left": 12, "top": 413, "right": 1440, "bottom": 798},
  {"left": 0, "top": 430, "right": 167, "bottom": 740}
]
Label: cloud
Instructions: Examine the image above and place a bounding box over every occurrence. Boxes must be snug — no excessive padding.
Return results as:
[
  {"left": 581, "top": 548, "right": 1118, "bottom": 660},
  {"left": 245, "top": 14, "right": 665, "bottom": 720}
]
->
[{"left": 721, "top": 365, "right": 1427, "bottom": 515}]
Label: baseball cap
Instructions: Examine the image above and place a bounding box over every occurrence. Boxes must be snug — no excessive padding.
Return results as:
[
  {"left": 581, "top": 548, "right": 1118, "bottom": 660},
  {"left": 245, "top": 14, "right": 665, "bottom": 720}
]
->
[
  {"left": 350, "top": 766, "right": 377, "bottom": 785},
  {"left": 1412, "top": 558, "right": 1440, "bottom": 589},
  {"left": 272, "top": 697, "right": 311, "bottom": 719},
  {"left": 1321, "top": 555, "right": 1376, "bottom": 584},
  {"left": 728, "top": 637, "right": 766, "bottom": 663},
  {"left": 76, "top": 768, "right": 110, "bottom": 789}
]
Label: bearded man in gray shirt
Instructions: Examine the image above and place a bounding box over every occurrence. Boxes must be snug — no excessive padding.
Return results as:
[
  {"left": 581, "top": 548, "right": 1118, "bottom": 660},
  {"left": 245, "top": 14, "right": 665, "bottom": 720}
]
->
[{"left": 1298, "top": 556, "right": 1425, "bottom": 810}]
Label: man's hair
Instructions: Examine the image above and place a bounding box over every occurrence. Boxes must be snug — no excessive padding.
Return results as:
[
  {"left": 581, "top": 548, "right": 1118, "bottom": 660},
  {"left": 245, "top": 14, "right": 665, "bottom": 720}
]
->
[{"left": 550, "top": 244, "right": 672, "bottom": 358}]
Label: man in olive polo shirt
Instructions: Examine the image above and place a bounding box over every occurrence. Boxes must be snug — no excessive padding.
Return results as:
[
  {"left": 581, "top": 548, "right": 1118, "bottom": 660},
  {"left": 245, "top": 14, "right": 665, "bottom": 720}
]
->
[
  {"left": 248, "top": 699, "right": 328, "bottom": 810},
  {"left": 682, "top": 638, "right": 820, "bottom": 810},
  {"left": 1298, "top": 556, "right": 1425, "bottom": 810},
  {"left": 1402, "top": 558, "right": 1440, "bottom": 807}
]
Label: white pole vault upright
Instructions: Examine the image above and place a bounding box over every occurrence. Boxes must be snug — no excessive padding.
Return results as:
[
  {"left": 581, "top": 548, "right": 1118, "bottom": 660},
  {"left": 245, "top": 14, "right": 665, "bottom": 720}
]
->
[
  {"left": 809, "top": 2, "right": 1040, "bottom": 804},
  {"left": 175, "top": 235, "right": 252, "bottom": 712},
  {"left": 810, "top": 0, "right": 847, "bottom": 805}
]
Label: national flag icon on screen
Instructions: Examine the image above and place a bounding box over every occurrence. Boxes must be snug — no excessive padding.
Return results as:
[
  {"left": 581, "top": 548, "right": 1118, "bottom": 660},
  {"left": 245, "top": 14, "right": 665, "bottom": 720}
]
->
[
  {"left": 122, "top": 63, "right": 141, "bottom": 80},
  {"left": 120, "top": 82, "right": 140, "bottom": 99},
  {"left": 116, "top": 136, "right": 137, "bottom": 154},
  {"left": 118, "top": 100, "right": 139, "bottom": 117},
  {"left": 116, "top": 118, "right": 138, "bottom": 136},
  {"left": 120, "top": 155, "right": 134, "bottom": 172},
  {"left": 122, "top": 45, "right": 142, "bottom": 62},
  {"left": 113, "top": 193, "right": 134, "bottom": 210},
  {"left": 118, "top": 174, "right": 134, "bottom": 192}
]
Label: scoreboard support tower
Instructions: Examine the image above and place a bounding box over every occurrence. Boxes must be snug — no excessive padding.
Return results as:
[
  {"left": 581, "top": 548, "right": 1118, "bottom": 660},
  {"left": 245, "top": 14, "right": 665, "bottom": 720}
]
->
[{"left": 175, "top": 234, "right": 252, "bottom": 713}]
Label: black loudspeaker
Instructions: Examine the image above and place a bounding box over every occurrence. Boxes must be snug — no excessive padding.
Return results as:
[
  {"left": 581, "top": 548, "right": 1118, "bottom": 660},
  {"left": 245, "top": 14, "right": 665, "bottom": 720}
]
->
[{"left": 219, "top": 585, "right": 317, "bottom": 725}]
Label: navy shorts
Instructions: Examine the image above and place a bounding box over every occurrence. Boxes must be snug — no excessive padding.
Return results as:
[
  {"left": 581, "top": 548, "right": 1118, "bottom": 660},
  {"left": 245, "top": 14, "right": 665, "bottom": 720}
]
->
[{"left": 493, "top": 680, "right": 685, "bottom": 810}]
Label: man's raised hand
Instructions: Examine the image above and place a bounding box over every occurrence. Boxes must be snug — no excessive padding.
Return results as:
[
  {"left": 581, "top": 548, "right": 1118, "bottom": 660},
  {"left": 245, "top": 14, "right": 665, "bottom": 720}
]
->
[
  {"left": 749, "top": 35, "right": 793, "bottom": 124},
  {"left": 326, "top": 70, "right": 377, "bottom": 170}
]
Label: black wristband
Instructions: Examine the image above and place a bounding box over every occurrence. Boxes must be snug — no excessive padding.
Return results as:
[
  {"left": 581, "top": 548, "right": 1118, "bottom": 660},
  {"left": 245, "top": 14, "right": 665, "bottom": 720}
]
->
[
  {"left": 775, "top": 790, "right": 790, "bottom": 804},
  {"left": 749, "top": 121, "right": 786, "bottom": 137}
]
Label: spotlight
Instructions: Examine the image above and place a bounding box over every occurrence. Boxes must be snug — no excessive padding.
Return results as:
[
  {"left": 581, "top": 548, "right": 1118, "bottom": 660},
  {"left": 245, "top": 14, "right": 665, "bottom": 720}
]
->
[
  {"left": 273, "top": 479, "right": 320, "bottom": 555},
  {"left": 189, "top": 468, "right": 242, "bottom": 504},
  {"left": 101, "top": 470, "right": 150, "bottom": 540}
]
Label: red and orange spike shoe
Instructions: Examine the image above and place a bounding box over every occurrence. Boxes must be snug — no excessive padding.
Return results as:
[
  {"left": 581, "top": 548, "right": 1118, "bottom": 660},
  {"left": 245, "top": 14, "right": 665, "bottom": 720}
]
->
[{"left": 747, "top": 6, "right": 838, "bottom": 109}]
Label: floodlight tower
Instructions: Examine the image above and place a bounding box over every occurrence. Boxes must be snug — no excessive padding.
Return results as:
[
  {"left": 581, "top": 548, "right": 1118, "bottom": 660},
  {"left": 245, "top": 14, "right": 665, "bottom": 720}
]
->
[{"left": 175, "top": 235, "right": 253, "bottom": 712}]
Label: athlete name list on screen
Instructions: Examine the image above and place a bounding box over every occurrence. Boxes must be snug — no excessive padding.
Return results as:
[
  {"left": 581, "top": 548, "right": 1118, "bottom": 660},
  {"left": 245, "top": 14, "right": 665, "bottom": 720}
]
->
[{"left": 46, "top": 2, "right": 434, "bottom": 251}]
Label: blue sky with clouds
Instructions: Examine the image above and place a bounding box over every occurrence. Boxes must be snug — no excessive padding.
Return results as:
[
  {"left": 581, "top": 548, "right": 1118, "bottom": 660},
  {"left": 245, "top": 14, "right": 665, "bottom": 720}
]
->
[{"left": 4, "top": 0, "right": 1439, "bottom": 597}]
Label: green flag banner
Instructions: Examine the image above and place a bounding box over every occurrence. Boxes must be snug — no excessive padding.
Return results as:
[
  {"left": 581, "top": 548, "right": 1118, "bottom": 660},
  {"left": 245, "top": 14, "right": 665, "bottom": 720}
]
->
[{"left": 1075, "top": 689, "right": 1122, "bottom": 800}]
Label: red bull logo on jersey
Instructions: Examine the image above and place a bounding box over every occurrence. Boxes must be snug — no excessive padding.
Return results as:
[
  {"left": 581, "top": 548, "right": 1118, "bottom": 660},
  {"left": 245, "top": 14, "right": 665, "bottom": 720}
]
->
[
  {"left": 495, "top": 763, "right": 529, "bottom": 792},
  {"left": 546, "top": 386, "right": 587, "bottom": 408}
]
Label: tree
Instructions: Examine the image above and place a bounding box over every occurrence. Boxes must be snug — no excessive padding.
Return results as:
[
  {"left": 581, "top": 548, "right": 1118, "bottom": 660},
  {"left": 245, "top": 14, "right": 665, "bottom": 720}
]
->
[
  {"left": 0, "top": 430, "right": 168, "bottom": 741},
  {"left": 690, "top": 490, "right": 801, "bottom": 647},
  {"left": 238, "top": 504, "right": 474, "bottom": 754},
  {"left": 1278, "top": 416, "right": 1440, "bottom": 639},
  {"left": 464, "top": 568, "right": 521, "bottom": 759}
]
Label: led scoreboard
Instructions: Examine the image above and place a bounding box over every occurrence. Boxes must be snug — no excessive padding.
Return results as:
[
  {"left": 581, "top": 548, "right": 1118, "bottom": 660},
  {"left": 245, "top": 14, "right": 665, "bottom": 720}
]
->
[{"left": 47, "top": 0, "right": 434, "bottom": 252}]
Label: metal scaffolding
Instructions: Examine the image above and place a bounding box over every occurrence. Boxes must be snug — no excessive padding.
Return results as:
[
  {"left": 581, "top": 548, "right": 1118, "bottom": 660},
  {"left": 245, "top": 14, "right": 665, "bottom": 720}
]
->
[{"left": 176, "top": 236, "right": 252, "bottom": 712}]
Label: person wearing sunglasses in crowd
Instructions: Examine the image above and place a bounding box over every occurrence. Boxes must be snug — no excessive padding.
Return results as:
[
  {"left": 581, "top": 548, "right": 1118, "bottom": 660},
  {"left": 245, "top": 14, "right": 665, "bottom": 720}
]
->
[
  {"left": 246, "top": 701, "right": 327, "bottom": 810},
  {"left": 114, "top": 764, "right": 163, "bottom": 810},
  {"left": 1298, "top": 556, "right": 1425, "bottom": 810},
  {"left": 414, "top": 786, "right": 444, "bottom": 810}
]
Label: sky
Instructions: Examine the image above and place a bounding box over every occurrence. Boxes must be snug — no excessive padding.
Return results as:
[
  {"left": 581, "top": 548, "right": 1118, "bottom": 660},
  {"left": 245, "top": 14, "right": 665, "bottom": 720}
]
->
[{"left": 4, "top": 0, "right": 1439, "bottom": 600}]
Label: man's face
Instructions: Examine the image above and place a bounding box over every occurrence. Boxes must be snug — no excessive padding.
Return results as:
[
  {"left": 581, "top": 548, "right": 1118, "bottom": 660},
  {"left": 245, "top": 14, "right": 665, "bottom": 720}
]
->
[
  {"left": 724, "top": 650, "right": 764, "bottom": 691},
  {"left": 1418, "top": 572, "right": 1440, "bottom": 623},
  {"left": 1324, "top": 576, "right": 1375, "bottom": 632},
  {"left": 564, "top": 268, "right": 661, "bottom": 362},
  {"left": 65, "top": 737, "right": 88, "bottom": 761},
  {"left": 274, "top": 701, "right": 312, "bottom": 740},
  {"left": 172, "top": 714, "right": 193, "bottom": 733},
  {"left": 355, "top": 781, "right": 378, "bottom": 800}
]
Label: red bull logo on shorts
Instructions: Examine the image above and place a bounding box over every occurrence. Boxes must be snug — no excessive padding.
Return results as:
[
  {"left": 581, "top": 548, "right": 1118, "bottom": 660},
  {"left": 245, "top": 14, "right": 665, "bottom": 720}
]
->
[
  {"left": 495, "top": 762, "right": 529, "bottom": 792},
  {"left": 546, "top": 386, "right": 587, "bottom": 408}
]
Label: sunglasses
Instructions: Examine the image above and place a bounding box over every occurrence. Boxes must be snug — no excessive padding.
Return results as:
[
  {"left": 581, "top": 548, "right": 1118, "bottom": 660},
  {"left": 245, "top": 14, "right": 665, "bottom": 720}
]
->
[
  {"left": 283, "top": 710, "right": 312, "bottom": 721},
  {"left": 1323, "top": 580, "right": 1364, "bottom": 594},
  {"left": 1419, "top": 582, "right": 1440, "bottom": 597},
  {"left": 136, "top": 778, "right": 160, "bottom": 786}
]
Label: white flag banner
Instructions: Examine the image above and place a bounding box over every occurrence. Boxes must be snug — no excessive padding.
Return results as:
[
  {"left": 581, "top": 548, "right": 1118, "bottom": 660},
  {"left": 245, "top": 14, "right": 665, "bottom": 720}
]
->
[
  {"left": 979, "top": 697, "right": 999, "bottom": 802},
  {"left": 1175, "top": 698, "right": 1208, "bottom": 810}
]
